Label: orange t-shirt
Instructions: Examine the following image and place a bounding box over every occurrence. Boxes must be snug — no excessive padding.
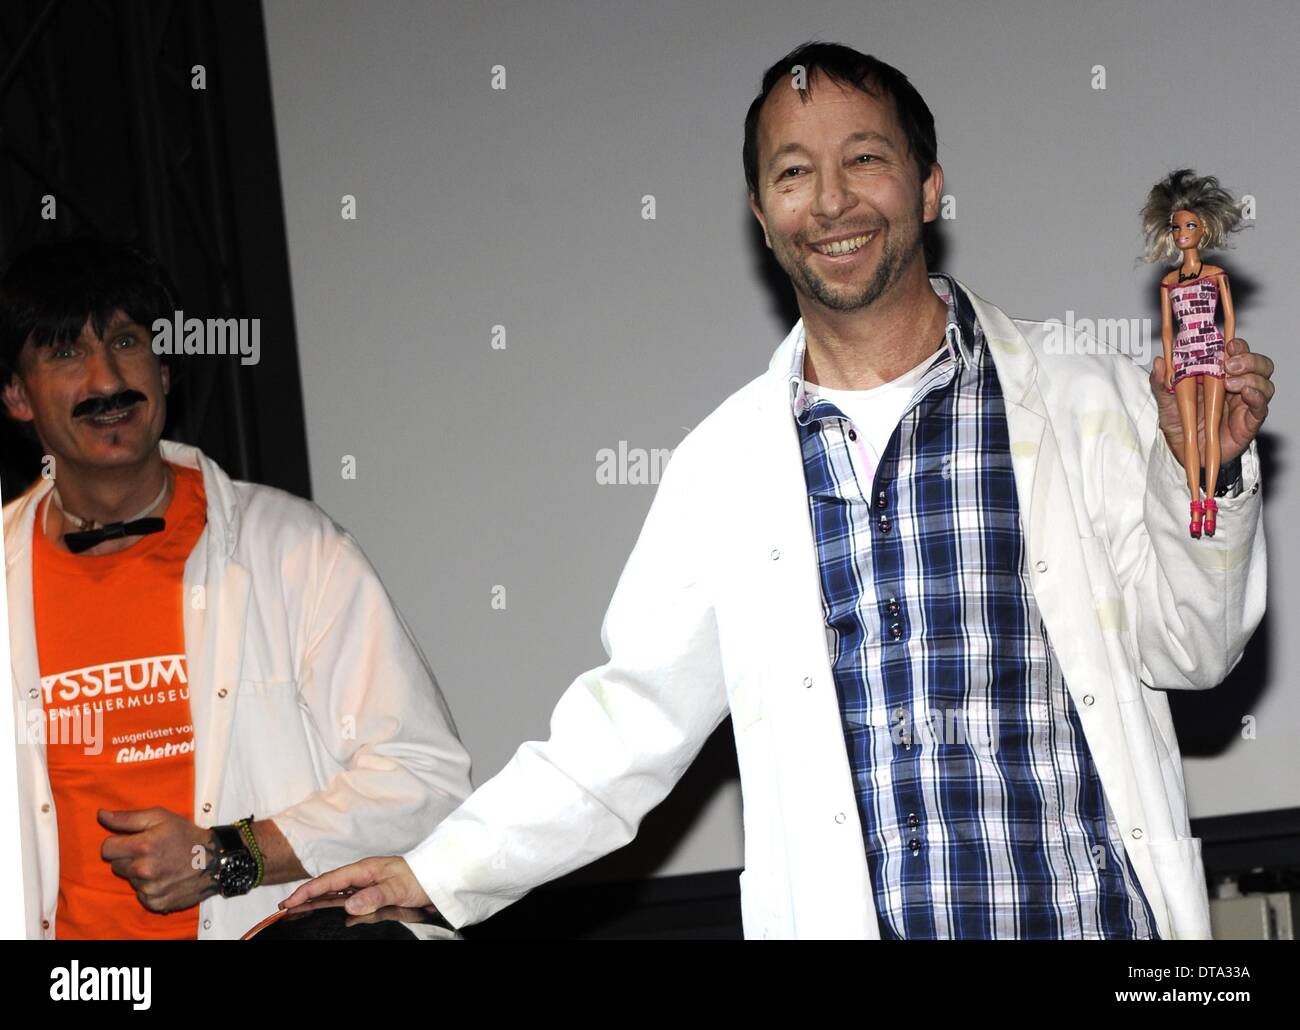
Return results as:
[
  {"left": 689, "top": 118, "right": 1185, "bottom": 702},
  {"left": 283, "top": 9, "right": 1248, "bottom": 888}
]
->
[{"left": 33, "top": 462, "right": 208, "bottom": 939}]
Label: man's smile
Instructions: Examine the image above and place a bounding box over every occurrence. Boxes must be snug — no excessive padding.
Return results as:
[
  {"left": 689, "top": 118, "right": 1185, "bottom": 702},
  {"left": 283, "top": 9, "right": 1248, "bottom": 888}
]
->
[
  {"left": 78, "top": 404, "right": 142, "bottom": 430},
  {"left": 808, "top": 230, "right": 878, "bottom": 261}
]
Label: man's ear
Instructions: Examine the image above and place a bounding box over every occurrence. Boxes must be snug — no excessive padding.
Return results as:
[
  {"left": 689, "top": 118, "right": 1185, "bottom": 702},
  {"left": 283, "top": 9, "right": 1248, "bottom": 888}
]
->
[
  {"left": 921, "top": 162, "right": 945, "bottom": 225},
  {"left": 749, "top": 192, "right": 771, "bottom": 248},
  {"left": 2, "top": 376, "right": 34, "bottom": 422}
]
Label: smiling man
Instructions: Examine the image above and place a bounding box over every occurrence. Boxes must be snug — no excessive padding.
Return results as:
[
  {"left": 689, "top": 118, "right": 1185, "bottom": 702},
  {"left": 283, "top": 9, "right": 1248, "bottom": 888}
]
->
[
  {"left": 1, "top": 237, "right": 472, "bottom": 939},
  {"left": 286, "top": 42, "right": 1272, "bottom": 940}
]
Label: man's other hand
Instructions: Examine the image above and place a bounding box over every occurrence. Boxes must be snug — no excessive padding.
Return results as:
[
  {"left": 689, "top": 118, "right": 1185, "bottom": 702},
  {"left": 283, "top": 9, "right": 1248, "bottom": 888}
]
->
[
  {"left": 99, "top": 807, "right": 217, "bottom": 913},
  {"left": 279, "top": 856, "right": 433, "bottom": 916}
]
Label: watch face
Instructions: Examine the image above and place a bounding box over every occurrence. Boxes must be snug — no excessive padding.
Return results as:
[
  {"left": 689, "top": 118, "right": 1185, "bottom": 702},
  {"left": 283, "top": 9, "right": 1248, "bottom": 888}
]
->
[{"left": 218, "top": 852, "right": 259, "bottom": 897}]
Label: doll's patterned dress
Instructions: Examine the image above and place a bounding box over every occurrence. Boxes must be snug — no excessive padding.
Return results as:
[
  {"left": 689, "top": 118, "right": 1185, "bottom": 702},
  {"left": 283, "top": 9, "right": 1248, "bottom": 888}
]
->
[{"left": 1162, "top": 273, "right": 1227, "bottom": 393}]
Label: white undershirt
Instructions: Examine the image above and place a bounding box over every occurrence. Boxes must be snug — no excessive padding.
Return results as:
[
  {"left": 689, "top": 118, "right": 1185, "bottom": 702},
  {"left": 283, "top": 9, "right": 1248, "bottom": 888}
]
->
[{"left": 806, "top": 347, "right": 942, "bottom": 466}]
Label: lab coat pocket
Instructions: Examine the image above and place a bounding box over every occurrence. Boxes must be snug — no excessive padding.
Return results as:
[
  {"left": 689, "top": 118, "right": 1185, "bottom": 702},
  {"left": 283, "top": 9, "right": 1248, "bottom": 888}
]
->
[{"left": 1145, "top": 835, "right": 1212, "bottom": 939}]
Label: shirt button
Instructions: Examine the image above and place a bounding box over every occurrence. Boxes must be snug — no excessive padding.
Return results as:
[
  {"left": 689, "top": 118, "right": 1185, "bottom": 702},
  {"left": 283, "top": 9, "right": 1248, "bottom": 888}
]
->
[
  {"left": 886, "top": 597, "right": 901, "bottom": 616},
  {"left": 770, "top": 548, "right": 781, "bottom": 561},
  {"left": 890, "top": 622, "right": 903, "bottom": 641},
  {"left": 877, "top": 514, "right": 891, "bottom": 533},
  {"left": 802, "top": 676, "right": 813, "bottom": 688},
  {"left": 907, "top": 813, "right": 920, "bottom": 829},
  {"left": 202, "top": 802, "right": 213, "bottom": 814},
  {"left": 848, "top": 429, "right": 858, "bottom": 441},
  {"left": 28, "top": 688, "right": 38, "bottom": 699},
  {"left": 203, "top": 919, "right": 212, "bottom": 930},
  {"left": 1082, "top": 694, "right": 1095, "bottom": 706},
  {"left": 217, "top": 688, "right": 228, "bottom": 699},
  {"left": 875, "top": 491, "right": 887, "bottom": 510},
  {"left": 834, "top": 812, "right": 847, "bottom": 824},
  {"left": 1035, "top": 560, "right": 1048, "bottom": 573},
  {"left": 1131, "top": 827, "right": 1144, "bottom": 840},
  {"left": 41, "top": 919, "right": 50, "bottom": 930},
  {"left": 40, "top": 803, "right": 50, "bottom": 814},
  {"left": 908, "top": 837, "right": 922, "bottom": 853}
]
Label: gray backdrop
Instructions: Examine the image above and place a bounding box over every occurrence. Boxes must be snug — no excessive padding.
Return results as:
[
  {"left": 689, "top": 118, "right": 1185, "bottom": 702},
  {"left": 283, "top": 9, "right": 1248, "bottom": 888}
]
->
[{"left": 261, "top": 0, "right": 1295, "bottom": 881}]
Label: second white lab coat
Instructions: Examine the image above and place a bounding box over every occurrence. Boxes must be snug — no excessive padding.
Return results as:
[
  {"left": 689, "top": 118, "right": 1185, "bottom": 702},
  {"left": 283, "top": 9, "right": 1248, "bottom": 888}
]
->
[{"left": 5, "top": 441, "right": 473, "bottom": 939}]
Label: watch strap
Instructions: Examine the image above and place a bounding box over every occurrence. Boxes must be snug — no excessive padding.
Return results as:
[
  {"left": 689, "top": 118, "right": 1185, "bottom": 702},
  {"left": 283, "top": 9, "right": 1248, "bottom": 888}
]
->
[
  {"left": 211, "top": 822, "right": 245, "bottom": 854},
  {"left": 236, "top": 817, "right": 266, "bottom": 888}
]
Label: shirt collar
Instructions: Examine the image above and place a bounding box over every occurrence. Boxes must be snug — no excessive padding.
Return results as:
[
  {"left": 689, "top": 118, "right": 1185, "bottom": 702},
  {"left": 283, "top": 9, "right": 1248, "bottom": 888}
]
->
[{"left": 787, "top": 272, "right": 980, "bottom": 419}]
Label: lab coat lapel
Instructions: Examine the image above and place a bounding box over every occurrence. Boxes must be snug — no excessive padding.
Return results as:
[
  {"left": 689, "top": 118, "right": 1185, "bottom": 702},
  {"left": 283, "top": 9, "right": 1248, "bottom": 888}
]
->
[
  {"left": 967, "top": 289, "right": 1133, "bottom": 808},
  {"left": 172, "top": 443, "right": 252, "bottom": 828},
  {"left": 185, "top": 545, "right": 249, "bottom": 827},
  {"left": 748, "top": 347, "right": 880, "bottom": 938},
  {"left": 966, "top": 293, "right": 1093, "bottom": 682},
  {"left": 5, "top": 486, "right": 57, "bottom": 928}
]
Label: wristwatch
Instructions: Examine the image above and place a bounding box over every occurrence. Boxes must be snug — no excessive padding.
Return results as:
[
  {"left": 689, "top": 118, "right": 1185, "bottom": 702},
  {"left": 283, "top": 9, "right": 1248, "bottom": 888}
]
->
[
  {"left": 209, "top": 818, "right": 260, "bottom": 898},
  {"left": 1201, "top": 456, "right": 1243, "bottom": 499}
]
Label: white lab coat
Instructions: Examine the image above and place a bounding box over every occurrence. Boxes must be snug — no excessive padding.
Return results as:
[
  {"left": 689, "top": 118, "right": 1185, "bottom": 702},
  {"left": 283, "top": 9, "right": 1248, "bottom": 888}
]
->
[
  {"left": 5, "top": 441, "right": 473, "bottom": 939},
  {"left": 404, "top": 278, "right": 1266, "bottom": 939}
]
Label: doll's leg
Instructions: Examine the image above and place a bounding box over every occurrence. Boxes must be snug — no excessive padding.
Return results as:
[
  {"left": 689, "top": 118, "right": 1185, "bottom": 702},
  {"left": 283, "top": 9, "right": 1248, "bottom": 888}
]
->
[
  {"left": 1203, "top": 374, "right": 1226, "bottom": 497},
  {"left": 1173, "top": 375, "right": 1202, "bottom": 501}
]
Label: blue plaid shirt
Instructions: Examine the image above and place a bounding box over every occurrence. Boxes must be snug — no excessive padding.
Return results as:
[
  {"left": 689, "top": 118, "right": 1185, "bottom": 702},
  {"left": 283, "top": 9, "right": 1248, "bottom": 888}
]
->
[{"left": 792, "top": 274, "right": 1159, "bottom": 939}]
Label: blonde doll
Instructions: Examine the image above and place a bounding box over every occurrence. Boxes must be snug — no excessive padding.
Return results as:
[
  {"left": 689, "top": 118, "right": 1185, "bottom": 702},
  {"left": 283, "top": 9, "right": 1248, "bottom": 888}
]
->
[{"left": 1141, "top": 169, "right": 1245, "bottom": 538}]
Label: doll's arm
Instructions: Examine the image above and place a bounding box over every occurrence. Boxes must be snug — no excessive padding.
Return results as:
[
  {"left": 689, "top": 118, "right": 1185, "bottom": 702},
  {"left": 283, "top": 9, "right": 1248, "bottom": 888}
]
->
[
  {"left": 1219, "top": 273, "right": 1235, "bottom": 342},
  {"left": 1160, "top": 285, "right": 1174, "bottom": 377}
]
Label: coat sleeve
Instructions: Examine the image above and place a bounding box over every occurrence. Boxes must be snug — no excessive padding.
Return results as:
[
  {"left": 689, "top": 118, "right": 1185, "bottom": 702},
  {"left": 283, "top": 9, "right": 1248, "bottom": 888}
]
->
[
  {"left": 267, "top": 528, "right": 475, "bottom": 876},
  {"left": 1103, "top": 362, "right": 1266, "bottom": 690},
  {"left": 402, "top": 433, "right": 730, "bottom": 928}
]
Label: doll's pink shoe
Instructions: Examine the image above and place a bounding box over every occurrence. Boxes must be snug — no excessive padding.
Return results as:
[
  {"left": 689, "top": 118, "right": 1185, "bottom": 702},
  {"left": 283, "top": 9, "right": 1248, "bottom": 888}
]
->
[
  {"left": 1189, "top": 500, "right": 1204, "bottom": 539},
  {"left": 1203, "top": 497, "right": 1217, "bottom": 537}
]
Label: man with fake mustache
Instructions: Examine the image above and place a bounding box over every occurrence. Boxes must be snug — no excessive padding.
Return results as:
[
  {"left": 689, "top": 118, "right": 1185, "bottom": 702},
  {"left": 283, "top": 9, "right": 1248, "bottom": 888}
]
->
[{"left": 1, "top": 237, "right": 472, "bottom": 939}]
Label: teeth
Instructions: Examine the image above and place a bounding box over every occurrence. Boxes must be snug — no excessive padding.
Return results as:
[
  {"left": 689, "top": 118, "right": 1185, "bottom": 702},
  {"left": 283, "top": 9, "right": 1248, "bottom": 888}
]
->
[
  {"left": 813, "top": 233, "right": 873, "bottom": 256},
  {"left": 91, "top": 411, "right": 130, "bottom": 424}
]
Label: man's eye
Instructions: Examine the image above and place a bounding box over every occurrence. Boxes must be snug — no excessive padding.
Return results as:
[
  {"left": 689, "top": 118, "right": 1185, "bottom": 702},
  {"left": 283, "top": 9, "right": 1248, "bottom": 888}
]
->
[
  {"left": 856, "top": 154, "right": 878, "bottom": 164},
  {"left": 779, "top": 167, "right": 803, "bottom": 179},
  {"left": 114, "top": 335, "right": 136, "bottom": 348},
  {"left": 53, "top": 346, "right": 78, "bottom": 359}
]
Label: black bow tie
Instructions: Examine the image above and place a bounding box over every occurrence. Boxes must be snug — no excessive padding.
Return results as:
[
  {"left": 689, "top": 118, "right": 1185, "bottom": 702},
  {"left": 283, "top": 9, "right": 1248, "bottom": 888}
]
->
[{"left": 64, "top": 517, "right": 166, "bottom": 554}]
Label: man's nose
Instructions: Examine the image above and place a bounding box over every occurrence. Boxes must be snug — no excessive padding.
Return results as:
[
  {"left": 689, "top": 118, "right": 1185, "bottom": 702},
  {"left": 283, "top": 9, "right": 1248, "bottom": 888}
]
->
[
  {"left": 812, "top": 165, "right": 858, "bottom": 221},
  {"left": 82, "top": 342, "right": 129, "bottom": 396}
]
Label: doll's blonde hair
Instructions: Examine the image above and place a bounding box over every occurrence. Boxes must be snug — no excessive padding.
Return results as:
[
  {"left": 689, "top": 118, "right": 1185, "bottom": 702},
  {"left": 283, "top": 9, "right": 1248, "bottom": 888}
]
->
[{"left": 1140, "top": 168, "right": 1245, "bottom": 265}]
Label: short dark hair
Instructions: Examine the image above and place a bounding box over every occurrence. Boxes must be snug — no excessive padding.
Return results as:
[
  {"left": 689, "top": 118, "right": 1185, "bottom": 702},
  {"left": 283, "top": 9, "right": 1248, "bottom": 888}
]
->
[
  {"left": 743, "top": 41, "right": 938, "bottom": 197},
  {"left": 0, "top": 237, "right": 179, "bottom": 386}
]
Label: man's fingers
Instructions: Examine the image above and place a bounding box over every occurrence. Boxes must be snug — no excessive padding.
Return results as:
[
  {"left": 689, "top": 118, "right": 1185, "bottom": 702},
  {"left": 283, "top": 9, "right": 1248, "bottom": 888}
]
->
[
  {"left": 101, "top": 831, "right": 150, "bottom": 862},
  {"left": 1226, "top": 373, "right": 1274, "bottom": 414},
  {"left": 98, "top": 807, "right": 165, "bottom": 833},
  {"left": 280, "top": 859, "right": 381, "bottom": 909},
  {"left": 342, "top": 883, "right": 396, "bottom": 916},
  {"left": 1225, "top": 339, "right": 1275, "bottom": 376}
]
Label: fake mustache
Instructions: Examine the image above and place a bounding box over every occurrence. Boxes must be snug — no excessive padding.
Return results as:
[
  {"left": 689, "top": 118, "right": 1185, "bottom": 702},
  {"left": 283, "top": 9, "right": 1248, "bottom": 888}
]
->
[{"left": 72, "top": 390, "right": 147, "bottom": 419}]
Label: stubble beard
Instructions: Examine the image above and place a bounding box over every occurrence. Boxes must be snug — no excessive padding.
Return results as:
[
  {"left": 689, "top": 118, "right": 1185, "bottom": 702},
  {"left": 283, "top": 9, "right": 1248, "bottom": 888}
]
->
[{"left": 781, "top": 207, "right": 925, "bottom": 313}]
